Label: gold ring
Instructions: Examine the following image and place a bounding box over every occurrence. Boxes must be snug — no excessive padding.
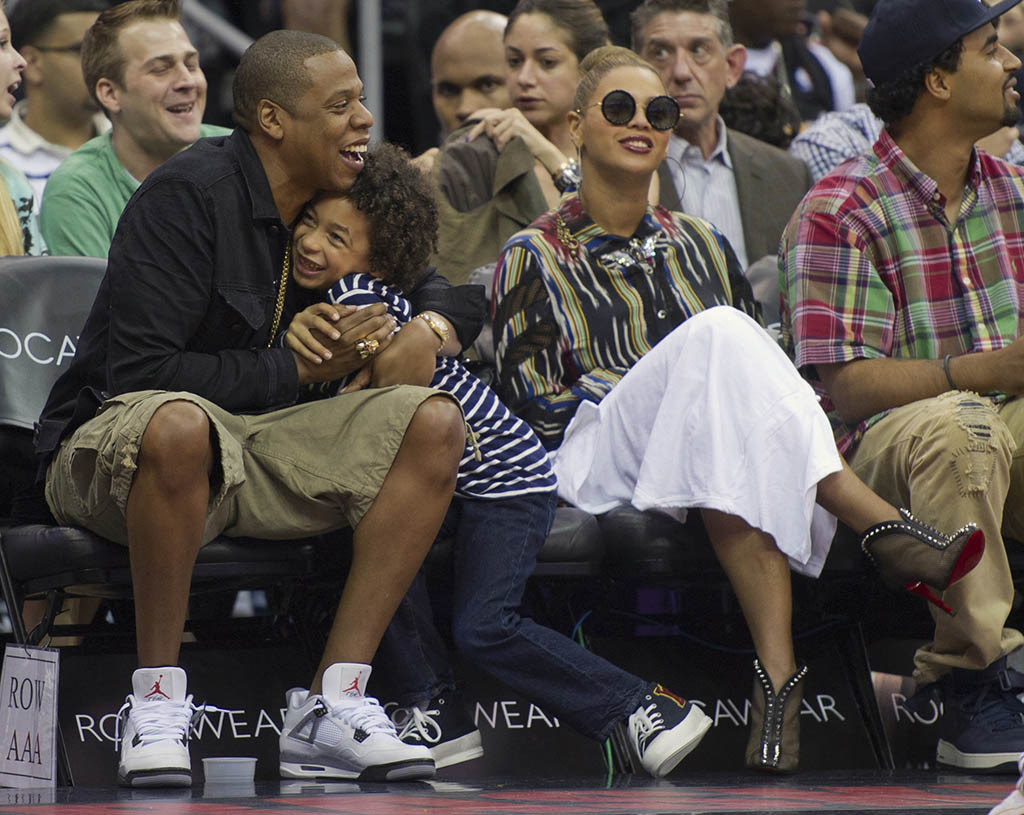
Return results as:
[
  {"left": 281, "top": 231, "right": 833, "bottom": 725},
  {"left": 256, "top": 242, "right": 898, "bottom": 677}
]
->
[{"left": 355, "top": 337, "right": 379, "bottom": 360}]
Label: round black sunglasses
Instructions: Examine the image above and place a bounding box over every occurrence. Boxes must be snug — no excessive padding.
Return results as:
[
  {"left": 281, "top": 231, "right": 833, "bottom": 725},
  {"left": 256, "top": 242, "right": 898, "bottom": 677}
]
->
[{"left": 590, "top": 89, "right": 680, "bottom": 132}]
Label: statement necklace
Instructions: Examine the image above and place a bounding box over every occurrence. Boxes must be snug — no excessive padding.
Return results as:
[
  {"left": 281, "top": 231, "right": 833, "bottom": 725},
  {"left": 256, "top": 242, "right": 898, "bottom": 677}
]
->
[{"left": 554, "top": 211, "right": 657, "bottom": 274}]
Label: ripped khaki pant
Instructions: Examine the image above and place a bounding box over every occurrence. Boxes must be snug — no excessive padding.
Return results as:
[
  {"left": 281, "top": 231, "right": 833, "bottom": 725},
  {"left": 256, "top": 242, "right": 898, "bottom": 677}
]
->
[{"left": 850, "top": 391, "right": 1024, "bottom": 684}]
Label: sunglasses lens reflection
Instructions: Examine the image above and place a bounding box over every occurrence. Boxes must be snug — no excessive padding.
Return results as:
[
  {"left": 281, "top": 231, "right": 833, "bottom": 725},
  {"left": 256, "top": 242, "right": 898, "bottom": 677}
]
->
[
  {"left": 600, "top": 90, "right": 679, "bottom": 131},
  {"left": 601, "top": 90, "right": 636, "bottom": 126},
  {"left": 648, "top": 96, "right": 680, "bottom": 131}
]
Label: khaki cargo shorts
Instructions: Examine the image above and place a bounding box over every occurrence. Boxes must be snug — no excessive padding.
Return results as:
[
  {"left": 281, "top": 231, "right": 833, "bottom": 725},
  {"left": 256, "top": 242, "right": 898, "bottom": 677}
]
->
[{"left": 45, "top": 386, "right": 455, "bottom": 545}]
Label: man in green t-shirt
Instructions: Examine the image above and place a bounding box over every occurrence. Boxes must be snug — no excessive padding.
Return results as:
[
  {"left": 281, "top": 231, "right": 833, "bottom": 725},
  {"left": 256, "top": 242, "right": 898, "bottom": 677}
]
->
[{"left": 40, "top": 0, "right": 230, "bottom": 257}]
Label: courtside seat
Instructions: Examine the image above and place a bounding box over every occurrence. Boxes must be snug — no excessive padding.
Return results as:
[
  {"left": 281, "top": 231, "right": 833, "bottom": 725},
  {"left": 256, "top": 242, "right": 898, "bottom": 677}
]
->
[
  {"left": 0, "top": 255, "right": 107, "bottom": 523},
  {"left": 0, "top": 525, "right": 328, "bottom": 605},
  {"left": 599, "top": 505, "right": 874, "bottom": 582},
  {"left": 533, "top": 507, "right": 604, "bottom": 577},
  {"left": 597, "top": 505, "right": 718, "bottom": 579},
  {"left": 425, "top": 505, "right": 604, "bottom": 578},
  {"left": 595, "top": 505, "right": 881, "bottom": 631}
]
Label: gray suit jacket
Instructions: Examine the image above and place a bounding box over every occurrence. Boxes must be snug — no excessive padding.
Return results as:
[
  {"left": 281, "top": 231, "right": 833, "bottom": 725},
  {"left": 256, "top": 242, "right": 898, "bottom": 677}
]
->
[{"left": 658, "top": 128, "right": 811, "bottom": 264}]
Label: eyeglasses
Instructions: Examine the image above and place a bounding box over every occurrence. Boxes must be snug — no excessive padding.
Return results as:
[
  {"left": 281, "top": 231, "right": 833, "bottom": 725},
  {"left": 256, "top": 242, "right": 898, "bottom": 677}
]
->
[
  {"left": 584, "top": 89, "right": 680, "bottom": 132},
  {"left": 33, "top": 42, "right": 83, "bottom": 54}
]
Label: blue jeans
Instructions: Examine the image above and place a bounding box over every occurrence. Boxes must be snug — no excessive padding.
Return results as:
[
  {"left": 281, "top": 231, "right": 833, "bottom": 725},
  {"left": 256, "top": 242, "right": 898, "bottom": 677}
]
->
[{"left": 375, "top": 491, "right": 649, "bottom": 741}]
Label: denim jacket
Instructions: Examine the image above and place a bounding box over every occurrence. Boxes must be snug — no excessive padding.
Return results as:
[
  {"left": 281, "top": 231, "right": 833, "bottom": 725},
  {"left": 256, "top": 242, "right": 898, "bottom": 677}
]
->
[{"left": 36, "top": 129, "right": 484, "bottom": 462}]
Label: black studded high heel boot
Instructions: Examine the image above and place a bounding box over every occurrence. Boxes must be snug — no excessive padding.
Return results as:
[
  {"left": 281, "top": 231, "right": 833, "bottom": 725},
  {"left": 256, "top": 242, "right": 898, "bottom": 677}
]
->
[
  {"left": 858, "top": 508, "right": 985, "bottom": 615},
  {"left": 744, "top": 658, "right": 807, "bottom": 773}
]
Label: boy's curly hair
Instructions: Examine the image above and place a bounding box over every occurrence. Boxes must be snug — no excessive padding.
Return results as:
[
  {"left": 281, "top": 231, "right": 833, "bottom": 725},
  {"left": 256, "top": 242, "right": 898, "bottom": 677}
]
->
[{"left": 347, "top": 142, "right": 438, "bottom": 293}]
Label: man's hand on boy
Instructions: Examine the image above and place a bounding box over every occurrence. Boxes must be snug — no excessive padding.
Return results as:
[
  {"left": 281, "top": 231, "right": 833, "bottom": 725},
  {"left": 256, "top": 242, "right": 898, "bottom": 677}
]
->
[
  {"left": 370, "top": 319, "right": 439, "bottom": 388},
  {"left": 288, "top": 302, "right": 398, "bottom": 385}
]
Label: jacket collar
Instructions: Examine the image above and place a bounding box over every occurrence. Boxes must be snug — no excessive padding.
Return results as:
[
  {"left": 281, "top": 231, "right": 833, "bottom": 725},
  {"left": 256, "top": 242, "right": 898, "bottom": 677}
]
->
[{"left": 229, "top": 128, "right": 285, "bottom": 224}]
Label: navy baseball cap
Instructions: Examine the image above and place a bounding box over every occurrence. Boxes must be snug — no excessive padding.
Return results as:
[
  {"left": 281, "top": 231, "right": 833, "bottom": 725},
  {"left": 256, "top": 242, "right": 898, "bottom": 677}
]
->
[{"left": 859, "top": 0, "right": 1024, "bottom": 85}]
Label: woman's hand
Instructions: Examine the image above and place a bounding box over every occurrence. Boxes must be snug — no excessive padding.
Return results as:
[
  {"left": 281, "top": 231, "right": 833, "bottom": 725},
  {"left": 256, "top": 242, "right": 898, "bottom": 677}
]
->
[
  {"left": 466, "top": 107, "right": 567, "bottom": 173},
  {"left": 976, "top": 126, "right": 1020, "bottom": 159},
  {"left": 411, "top": 147, "right": 439, "bottom": 174}
]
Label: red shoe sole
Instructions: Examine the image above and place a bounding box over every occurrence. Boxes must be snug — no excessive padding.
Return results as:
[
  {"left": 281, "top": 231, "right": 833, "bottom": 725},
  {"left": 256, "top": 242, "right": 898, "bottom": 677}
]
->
[
  {"left": 904, "top": 581, "right": 953, "bottom": 615},
  {"left": 945, "top": 529, "right": 985, "bottom": 588}
]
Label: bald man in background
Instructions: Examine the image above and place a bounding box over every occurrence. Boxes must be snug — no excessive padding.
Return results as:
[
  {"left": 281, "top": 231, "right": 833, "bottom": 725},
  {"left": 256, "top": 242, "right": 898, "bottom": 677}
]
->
[{"left": 413, "top": 10, "right": 509, "bottom": 172}]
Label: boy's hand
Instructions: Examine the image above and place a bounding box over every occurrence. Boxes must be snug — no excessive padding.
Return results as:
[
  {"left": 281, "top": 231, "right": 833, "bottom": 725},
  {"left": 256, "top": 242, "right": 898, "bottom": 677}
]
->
[{"left": 286, "top": 303, "right": 348, "bottom": 364}]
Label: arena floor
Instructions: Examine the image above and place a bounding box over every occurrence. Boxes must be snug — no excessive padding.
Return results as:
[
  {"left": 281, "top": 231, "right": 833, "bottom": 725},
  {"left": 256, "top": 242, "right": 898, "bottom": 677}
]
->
[{"left": 0, "top": 771, "right": 1013, "bottom": 814}]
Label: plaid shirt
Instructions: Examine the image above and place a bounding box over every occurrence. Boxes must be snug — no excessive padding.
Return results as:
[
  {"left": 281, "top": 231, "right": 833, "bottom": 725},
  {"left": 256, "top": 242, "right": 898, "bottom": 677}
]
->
[
  {"left": 781, "top": 128, "right": 1024, "bottom": 454},
  {"left": 789, "top": 103, "right": 1024, "bottom": 183},
  {"left": 494, "top": 193, "right": 757, "bottom": 450}
]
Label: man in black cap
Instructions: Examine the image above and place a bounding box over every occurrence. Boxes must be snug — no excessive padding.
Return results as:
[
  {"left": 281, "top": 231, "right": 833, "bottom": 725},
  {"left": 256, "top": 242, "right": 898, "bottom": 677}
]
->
[{"left": 781, "top": 0, "right": 1024, "bottom": 771}]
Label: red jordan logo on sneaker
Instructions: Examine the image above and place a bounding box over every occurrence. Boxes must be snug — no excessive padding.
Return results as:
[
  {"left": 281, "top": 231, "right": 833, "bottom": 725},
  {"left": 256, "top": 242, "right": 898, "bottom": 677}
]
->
[
  {"left": 343, "top": 676, "right": 362, "bottom": 696},
  {"left": 145, "top": 675, "right": 170, "bottom": 700}
]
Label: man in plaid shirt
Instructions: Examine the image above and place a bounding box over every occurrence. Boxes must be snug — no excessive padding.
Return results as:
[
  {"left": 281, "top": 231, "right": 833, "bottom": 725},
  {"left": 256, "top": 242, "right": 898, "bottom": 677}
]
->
[{"left": 782, "top": 0, "right": 1024, "bottom": 773}]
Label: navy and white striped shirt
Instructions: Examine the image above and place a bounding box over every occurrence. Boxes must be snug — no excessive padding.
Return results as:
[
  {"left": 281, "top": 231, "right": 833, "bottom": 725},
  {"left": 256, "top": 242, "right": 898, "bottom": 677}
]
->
[{"left": 326, "top": 273, "right": 556, "bottom": 500}]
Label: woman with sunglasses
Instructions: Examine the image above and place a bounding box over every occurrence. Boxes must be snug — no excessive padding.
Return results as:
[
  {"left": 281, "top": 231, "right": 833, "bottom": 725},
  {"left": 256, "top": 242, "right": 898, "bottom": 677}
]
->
[
  {"left": 493, "top": 46, "right": 985, "bottom": 773},
  {"left": 434, "top": 0, "right": 613, "bottom": 285}
]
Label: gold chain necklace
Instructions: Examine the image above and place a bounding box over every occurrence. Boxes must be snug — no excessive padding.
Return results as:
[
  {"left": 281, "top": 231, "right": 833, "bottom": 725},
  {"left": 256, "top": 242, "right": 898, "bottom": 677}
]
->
[{"left": 266, "top": 243, "right": 290, "bottom": 349}]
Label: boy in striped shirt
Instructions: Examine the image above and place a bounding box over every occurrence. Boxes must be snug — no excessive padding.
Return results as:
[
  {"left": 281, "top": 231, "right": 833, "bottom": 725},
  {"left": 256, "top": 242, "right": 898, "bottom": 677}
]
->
[{"left": 284, "top": 142, "right": 709, "bottom": 778}]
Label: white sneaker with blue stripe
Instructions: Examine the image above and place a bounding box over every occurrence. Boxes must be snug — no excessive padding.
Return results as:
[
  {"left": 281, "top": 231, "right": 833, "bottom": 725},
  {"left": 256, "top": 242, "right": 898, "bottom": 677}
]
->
[{"left": 279, "top": 662, "right": 435, "bottom": 781}]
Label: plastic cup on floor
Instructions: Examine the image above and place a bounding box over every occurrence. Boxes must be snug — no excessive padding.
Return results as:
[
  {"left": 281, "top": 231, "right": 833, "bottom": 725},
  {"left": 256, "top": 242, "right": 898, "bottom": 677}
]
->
[{"left": 202, "top": 756, "right": 257, "bottom": 784}]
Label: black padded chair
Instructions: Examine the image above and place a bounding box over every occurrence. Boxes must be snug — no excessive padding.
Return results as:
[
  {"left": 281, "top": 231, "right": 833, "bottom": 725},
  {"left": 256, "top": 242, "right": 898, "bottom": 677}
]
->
[
  {"left": 0, "top": 255, "right": 106, "bottom": 522},
  {"left": 425, "top": 506, "right": 603, "bottom": 580}
]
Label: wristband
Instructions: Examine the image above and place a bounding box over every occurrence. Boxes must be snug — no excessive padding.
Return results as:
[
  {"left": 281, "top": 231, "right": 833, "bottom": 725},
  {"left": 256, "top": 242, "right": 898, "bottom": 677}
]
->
[{"left": 943, "top": 354, "right": 958, "bottom": 391}]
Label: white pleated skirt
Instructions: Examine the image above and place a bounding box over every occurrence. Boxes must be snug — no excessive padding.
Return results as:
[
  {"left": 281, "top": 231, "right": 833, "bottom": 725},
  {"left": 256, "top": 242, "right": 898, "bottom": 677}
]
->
[{"left": 552, "top": 306, "right": 841, "bottom": 577}]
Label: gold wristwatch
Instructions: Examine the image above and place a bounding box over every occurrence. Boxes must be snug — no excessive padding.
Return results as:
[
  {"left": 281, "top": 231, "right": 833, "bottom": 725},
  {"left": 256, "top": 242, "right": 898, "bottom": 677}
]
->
[{"left": 416, "top": 312, "right": 449, "bottom": 350}]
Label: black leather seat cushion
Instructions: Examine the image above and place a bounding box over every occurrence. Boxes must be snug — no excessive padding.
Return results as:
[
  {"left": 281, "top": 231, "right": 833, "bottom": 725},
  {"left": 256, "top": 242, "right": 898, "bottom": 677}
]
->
[
  {"left": 534, "top": 506, "right": 603, "bottom": 576},
  {"left": 425, "top": 505, "right": 604, "bottom": 577},
  {"left": 1, "top": 524, "right": 326, "bottom": 598},
  {"left": 598, "top": 506, "right": 718, "bottom": 579}
]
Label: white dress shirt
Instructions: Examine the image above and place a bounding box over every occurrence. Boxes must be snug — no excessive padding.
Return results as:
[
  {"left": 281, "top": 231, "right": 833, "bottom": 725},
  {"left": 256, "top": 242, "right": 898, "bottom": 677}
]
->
[
  {"left": 0, "top": 101, "right": 109, "bottom": 214},
  {"left": 665, "top": 118, "right": 748, "bottom": 269}
]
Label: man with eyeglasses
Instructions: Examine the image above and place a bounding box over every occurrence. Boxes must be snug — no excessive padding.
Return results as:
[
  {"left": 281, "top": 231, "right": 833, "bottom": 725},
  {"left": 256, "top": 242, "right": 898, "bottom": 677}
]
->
[
  {"left": 38, "top": 0, "right": 228, "bottom": 257},
  {"left": 0, "top": 0, "right": 110, "bottom": 213},
  {"left": 631, "top": 0, "right": 812, "bottom": 326}
]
